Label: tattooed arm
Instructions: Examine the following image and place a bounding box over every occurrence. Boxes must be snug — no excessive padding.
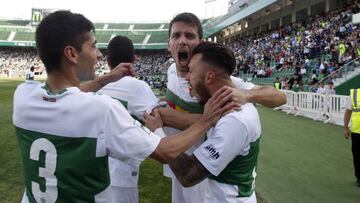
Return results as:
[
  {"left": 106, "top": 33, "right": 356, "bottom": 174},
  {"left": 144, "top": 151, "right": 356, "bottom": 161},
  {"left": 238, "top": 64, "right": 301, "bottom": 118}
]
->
[{"left": 169, "top": 154, "right": 211, "bottom": 187}]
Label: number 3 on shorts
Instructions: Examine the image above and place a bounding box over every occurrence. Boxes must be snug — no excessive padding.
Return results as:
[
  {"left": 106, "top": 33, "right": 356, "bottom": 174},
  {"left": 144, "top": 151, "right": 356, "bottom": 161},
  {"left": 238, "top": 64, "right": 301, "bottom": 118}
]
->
[{"left": 30, "top": 138, "right": 58, "bottom": 203}]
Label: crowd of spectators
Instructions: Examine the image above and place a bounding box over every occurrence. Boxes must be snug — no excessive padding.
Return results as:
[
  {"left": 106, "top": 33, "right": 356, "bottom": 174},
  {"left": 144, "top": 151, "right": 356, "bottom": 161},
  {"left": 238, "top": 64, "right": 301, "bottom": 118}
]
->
[
  {"left": 230, "top": 1, "right": 360, "bottom": 92},
  {"left": 0, "top": 48, "right": 170, "bottom": 89}
]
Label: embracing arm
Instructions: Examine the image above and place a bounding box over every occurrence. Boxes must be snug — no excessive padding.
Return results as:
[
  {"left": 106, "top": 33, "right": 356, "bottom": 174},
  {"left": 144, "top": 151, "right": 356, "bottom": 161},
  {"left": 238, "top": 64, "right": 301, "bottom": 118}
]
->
[
  {"left": 233, "top": 85, "right": 286, "bottom": 108},
  {"left": 169, "top": 154, "right": 211, "bottom": 187},
  {"left": 158, "top": 107, "right": 202, "bottom": 130},
  {"left": 80, "top": 63, "right": 135, "bottom": 92},
  {"left": 150, "top": 119, "right": 212, "bottom": 164}
]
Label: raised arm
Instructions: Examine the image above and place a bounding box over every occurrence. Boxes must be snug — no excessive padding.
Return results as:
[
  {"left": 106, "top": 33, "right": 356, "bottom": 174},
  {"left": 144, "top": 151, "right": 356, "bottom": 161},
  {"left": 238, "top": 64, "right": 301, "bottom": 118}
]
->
[
  {"left": 80, "top": 63, "right": 135, "bottom": 92},
  {"left": 233, "top": 85, "right": 286, "bottom": 108}
]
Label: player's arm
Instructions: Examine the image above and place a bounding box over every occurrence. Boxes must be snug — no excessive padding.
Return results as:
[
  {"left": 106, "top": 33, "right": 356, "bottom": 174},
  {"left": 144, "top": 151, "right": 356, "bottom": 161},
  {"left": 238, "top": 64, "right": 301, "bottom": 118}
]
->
[
  {"left": 80, "top": 63, "right": 135, "bottom": 92},
  {"left": 232, "top": 85, "right": 286, "bottom": 108},
  {"left": 157, "top": 107, "right": 202, "bottom": 130},
  {"left": 231, "top": 76, "right": 286, "bottom": 107},
  {"left": 169, "top": 154, "right": 211, "bottom": 187}
]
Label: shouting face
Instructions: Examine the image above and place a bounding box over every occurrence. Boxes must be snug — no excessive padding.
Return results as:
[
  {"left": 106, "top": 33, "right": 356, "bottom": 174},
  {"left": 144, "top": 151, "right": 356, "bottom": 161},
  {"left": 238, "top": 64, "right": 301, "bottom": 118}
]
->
[{"left": 168, "top": 22, "right": 200, "bottom": 76}]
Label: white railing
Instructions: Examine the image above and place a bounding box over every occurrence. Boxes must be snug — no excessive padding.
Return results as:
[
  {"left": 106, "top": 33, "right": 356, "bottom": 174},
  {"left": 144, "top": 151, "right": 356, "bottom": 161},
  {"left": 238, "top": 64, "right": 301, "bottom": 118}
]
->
[{"left": 275, "top": 90, "right": 349, "bottom": 126}]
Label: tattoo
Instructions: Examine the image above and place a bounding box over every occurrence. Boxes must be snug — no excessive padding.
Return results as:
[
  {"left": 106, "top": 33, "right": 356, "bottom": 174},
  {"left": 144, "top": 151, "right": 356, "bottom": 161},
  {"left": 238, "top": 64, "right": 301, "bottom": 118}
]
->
[{"left": 169, "top": 154, "right": 211, "bottom": 187}]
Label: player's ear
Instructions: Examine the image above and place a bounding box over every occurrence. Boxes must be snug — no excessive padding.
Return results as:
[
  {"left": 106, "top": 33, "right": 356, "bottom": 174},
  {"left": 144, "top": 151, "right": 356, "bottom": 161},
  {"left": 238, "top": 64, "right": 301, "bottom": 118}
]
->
[
  {"left": 205, "top": 70, "right": 215, "bottom": 85},
  {"left": 64, "top": 46, "right": 78, "bottom": 64}
]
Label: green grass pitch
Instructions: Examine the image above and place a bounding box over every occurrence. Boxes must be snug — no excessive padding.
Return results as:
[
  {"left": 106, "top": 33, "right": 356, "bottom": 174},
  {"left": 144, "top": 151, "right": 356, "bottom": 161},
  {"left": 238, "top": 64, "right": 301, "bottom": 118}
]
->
[{"left": 0, "top": 79, "right": 358, "bottom": 202}]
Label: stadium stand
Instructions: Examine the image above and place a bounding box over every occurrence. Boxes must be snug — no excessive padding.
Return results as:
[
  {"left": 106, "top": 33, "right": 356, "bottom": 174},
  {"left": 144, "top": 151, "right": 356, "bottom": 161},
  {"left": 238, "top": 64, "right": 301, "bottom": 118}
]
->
[
  {"left": 0, "top": 20, "right": 30, "bottom": 26},
  {"left": 95, "top": 33, "right": 112, "bottom": 43},
  {"left": 0, "top": 31, "right": 10, "bottom": 40},
  {"left": 13, "top": 32, "right": 35, "bottom": 41},
  {"left": 163, "top": 23, "right": 169, "bottom": 29},
  {"left": 229, "top": 3, "right": 360, "bottom": 94},
  {"left": 147, "top": 31, "right": 168, "bottom": 43},
  {"left": 133, "top": 23, "right": 162, "bottom": 29},
  {"left": 107, "top": 23, "right": 130, "bottom": 29},
  {"left": 94, "top": 23, "right": 106, "bottom": 29}
]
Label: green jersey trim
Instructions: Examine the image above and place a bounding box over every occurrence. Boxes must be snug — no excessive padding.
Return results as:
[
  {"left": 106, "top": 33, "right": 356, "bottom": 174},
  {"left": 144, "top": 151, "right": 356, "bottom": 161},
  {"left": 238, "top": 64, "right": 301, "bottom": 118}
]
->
[
  {"left": 209, "top": 138, "right": 260, "bottom": 197},
  {"left": 165, "top": 89, "right": 204, "bottom": 114},
  {"left": 112, "top": 98, "right": 143, "bottom": 124},
  {"left": 41, "top": 84, "right": 68, "bottom": 95}
]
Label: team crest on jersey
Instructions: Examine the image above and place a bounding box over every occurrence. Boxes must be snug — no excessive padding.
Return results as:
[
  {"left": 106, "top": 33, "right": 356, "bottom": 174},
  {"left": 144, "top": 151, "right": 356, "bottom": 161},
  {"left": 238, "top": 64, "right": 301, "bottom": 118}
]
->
[{"left": 205, "top": 144, "right": 220, "bottom": 160}]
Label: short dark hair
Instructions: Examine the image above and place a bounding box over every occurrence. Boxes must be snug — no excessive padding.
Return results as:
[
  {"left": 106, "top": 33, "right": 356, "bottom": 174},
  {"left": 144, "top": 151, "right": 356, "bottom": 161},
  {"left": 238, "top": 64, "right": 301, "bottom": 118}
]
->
[
  {"left": 169, "top": 12, "right": 203, "bottom": 40},
  {"left": 192, "top": 42, "right": 236, "bottom": 75},
  {"left": 107, "top": 35, "right": 134, "bottom": 69},
  {"left": 35, "top": 10, "right": 94, "bottom": 73}
]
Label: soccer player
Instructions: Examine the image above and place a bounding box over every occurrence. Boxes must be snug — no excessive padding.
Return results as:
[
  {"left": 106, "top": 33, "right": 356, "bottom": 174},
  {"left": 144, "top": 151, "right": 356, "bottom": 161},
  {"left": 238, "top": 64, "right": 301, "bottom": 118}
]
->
[
  {"left": 169, "top": 41, "right": 261, "bottom": 203},
  {"left": 25, "top": 66, "right": 35, "bottom": 80},
  {"left": 157, "top": 12, "right": 285, "bottom": 203},
  {"left": 13, "top": 11, "right": 237, "bottom": 203},
  {"left": 97, "top": 35, "right": 159, "bottom": 203}
]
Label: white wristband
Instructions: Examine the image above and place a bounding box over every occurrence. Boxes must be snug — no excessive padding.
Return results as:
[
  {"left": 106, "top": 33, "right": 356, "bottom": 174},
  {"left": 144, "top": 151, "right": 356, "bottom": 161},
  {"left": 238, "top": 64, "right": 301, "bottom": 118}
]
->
[{"left": 154, "top": 127, "right": 166, "bottom": 138}]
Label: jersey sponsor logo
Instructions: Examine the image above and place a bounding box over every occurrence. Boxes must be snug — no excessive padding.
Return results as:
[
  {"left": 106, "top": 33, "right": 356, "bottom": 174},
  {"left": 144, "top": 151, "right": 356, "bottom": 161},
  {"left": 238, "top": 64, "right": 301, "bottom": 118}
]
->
[{"left": 205, "top": 144, "right": 220, "bottom": 160}]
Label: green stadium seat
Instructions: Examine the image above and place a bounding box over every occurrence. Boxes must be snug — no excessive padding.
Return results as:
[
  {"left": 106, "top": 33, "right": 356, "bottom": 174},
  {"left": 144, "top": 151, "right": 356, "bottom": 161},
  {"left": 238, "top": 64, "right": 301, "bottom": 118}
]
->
[
  {"left": 95, "top": 34, "right": 111, "bottom": 43},
  {"left": 133, "top": 23, "right": 162, "bottom": 29},
  {"left": 13, "top": 32, "right": 35, "bottom": 41},
  {"left": 108, "top": 23, "right": 130, "bottom": 29},
  {"left": 147, "top": 31, "right": 168, "bottom": 43},
  {"left": 0, "top": 31, "right": 10, "bottom": 40}
]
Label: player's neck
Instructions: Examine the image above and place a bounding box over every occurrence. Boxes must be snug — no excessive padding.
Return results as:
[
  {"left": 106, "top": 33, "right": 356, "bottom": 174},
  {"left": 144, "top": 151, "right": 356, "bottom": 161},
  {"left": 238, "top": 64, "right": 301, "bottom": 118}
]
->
[
  {"left": 209, "top": 79, "right": 235, "bottom": 96},
  {"left": 46, "top": 69, "right": 80, "bottom": 93},
  {"left": 176, "top": 69, "right": 187, "bottom": 78}
]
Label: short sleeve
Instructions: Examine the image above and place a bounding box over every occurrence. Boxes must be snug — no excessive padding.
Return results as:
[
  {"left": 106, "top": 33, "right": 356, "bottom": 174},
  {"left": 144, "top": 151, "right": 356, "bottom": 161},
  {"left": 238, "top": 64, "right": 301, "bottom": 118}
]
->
[
  {"left": 231, "top": 76, "right": 255, "bottom": 90},
  {"left": 104, "top": 101, "right": 161, "bottom": 167},
  {"left": 193, "top": 115, "right": 249, "bottom": 176},
  {"left": 128, "top": 82, "right": 159, "bottom": 120}
]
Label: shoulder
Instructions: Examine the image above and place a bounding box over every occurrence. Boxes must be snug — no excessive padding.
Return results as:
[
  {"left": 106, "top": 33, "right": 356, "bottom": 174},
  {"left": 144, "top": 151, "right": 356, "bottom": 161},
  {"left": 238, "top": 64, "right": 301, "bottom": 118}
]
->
[
  {"left": 230, "top": 76, "right": 255, "bottom": 90},
  {"left": 76, "top": 89, "right": 125, "bottom": 113},
  {"left": 167, "top": 63, "right": 177, "bottom": 75},
  {"left": 215, "top": 103, "right": 260, "bottom": 135},
  {"left": 14, "top": 81, "right": 42, "bottom": 97}
]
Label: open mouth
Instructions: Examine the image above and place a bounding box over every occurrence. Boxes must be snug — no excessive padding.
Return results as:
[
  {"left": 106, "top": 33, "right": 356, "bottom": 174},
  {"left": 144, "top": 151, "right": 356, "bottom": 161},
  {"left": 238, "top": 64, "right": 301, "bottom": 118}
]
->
[{"left": 178, "top": 51, "right": 189, "bottom": 64}]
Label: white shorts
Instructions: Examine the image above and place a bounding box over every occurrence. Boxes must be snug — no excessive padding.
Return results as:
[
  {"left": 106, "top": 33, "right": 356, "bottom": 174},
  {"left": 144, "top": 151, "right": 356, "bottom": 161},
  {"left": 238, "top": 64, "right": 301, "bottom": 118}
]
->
[
  {"left": 171, "top": 178, "right": 207, "bottom": 203},
  {"left": 111, "top": 186, "right": 138, "bottom": 203}
]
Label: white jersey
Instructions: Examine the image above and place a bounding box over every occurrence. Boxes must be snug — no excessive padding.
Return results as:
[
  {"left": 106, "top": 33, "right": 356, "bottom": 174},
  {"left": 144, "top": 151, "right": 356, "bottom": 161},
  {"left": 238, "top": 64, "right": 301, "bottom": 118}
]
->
[
  {"left": 98, "top": 76, "right": 159, "bottom": 188},
  {"left": 14, "top": 81, "right": 160, "bottom": 203},
  {"left": 194, "top": 103, "right": 261, "bottom": 203}
]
